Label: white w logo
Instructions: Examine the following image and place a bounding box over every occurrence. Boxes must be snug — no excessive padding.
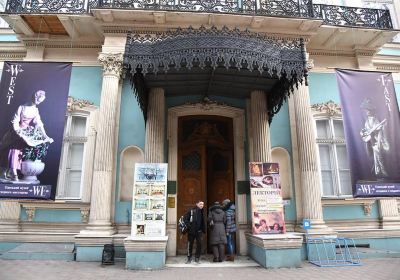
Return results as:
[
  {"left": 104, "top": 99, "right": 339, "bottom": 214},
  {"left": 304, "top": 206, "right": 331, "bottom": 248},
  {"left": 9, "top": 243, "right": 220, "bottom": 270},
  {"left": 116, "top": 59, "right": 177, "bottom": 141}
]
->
[{"left": 6, "top": 64, "right": 24, "bottom": 76}]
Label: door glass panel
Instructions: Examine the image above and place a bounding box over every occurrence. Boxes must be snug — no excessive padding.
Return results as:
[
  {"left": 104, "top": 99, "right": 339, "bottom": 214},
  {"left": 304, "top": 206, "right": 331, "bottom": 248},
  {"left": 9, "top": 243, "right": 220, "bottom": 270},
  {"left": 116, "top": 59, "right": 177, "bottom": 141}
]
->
[
  {"left": 212, "top": 152, "right": 228, "bottom": 171},
  {"left": 182, "top": 152, "right": 201, "bottom": 170}
]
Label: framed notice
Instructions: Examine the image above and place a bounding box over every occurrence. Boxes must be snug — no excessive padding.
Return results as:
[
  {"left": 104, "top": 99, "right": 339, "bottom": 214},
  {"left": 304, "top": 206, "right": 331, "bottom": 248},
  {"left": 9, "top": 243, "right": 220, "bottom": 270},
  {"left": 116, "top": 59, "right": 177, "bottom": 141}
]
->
[{"left": 131, "top": 163, "right": 168, "bottom": 237}]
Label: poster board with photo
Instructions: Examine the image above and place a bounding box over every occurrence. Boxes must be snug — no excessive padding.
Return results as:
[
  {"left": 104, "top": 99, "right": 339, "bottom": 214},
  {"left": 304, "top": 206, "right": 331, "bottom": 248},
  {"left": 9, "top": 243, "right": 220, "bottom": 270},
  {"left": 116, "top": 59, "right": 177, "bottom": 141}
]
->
[
  {"left": 131, "top": 163, "right": 168, "bottom": 237},
  {"left": 249, "top": 162, "right": 286, "bottom": 234}
]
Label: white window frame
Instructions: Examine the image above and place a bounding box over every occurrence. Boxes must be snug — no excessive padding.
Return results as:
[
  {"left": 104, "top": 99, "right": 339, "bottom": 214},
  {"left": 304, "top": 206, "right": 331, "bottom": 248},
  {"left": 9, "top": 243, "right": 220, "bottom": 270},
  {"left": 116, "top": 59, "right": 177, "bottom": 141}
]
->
[
  {"left": 56, "top": 98, "right": 98, "bottom": 202},
  {"left": 315, "top": 116, "right": 352, "bottom": 198}
]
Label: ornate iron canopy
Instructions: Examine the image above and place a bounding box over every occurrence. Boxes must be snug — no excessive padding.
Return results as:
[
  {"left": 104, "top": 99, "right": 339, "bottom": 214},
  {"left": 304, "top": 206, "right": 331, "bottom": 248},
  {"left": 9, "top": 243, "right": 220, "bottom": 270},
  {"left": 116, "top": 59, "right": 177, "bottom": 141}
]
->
[{"left": 124, "top": 26, "right": 308, "bottom": 122}]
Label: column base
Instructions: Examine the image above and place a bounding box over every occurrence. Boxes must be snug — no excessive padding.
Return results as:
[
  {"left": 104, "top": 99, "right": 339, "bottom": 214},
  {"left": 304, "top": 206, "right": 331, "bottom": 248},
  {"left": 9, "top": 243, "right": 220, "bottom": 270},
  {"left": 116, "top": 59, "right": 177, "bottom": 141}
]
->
[
  {"left": 0, "top": 221, "right": 20, "bottom": 232},
  {"left": 246, "top": 232, "right": 303, "bottom": 268},
  {"left": 380, "top": 217, "right": 400, "bottom": 229},
  {"left": 79, "top": 222, "right": 116, "bottom": 236},
  {"left": 74, "top": 234, "right": 114, "bottom": 262},
  {"left": 295, "top": 219, "right": 335, "bottom": 236},
  {"left": 124, "top": 236, "right": 168, "bottom": 269}
]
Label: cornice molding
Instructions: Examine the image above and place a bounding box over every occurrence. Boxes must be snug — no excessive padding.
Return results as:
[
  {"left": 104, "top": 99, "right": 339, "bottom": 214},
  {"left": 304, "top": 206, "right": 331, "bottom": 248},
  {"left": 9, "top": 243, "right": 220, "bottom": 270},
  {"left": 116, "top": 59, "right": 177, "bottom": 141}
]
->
[
  {"left": 45, "top": 44, "right": 102, "bottom": 49},
  {"left": 0, "top": 52, "right": 26, "bottom": 60},
  {"left": 103, "top": 25, "right": 309, "bottom": 42},
  {"left": 308, "top": 50, "right": 355, "bottom": 57},
  {"left": 354, "top": 49, "right": 377, "bottom": 57},
  {"left": 375, "top": 64, "right": 400, "bottom": 71}
]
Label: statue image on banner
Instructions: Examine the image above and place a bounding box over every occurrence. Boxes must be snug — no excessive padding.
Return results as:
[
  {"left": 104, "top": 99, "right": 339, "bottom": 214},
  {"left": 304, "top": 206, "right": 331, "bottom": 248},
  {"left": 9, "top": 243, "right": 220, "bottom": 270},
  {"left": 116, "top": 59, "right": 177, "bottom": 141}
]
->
[
  {"left": 0, "top": 62, "right": 72, "bottom": 200},
  {"left": 359, "top": 98, "right": 389, "bottom": 179},
  {"left": 0, "top": 90, "right": 53, "bottom": 183},
  {"left": 336, "top": 69, "right": 400, "bottom": 197}
]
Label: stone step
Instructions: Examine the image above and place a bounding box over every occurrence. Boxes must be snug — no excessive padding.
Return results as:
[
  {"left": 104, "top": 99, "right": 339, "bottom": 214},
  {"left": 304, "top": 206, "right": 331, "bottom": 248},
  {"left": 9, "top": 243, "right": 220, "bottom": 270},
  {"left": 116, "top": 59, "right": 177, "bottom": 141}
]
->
[
  {"left": 0, "top": 243, "right": 75, "bottom": 261},
  {"left": 351, "top": 247, "right": 400, "bottom": 259}
]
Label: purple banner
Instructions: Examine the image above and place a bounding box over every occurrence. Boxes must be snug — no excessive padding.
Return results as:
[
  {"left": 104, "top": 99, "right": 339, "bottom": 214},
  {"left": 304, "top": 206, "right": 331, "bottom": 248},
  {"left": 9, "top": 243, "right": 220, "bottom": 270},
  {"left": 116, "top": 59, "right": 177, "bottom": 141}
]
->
[
  {"left": 0, "top": 62, "right": 72, "bottom": 200},
  {"left": 336, "top": 69, "right": 400, "bottom": 197}
]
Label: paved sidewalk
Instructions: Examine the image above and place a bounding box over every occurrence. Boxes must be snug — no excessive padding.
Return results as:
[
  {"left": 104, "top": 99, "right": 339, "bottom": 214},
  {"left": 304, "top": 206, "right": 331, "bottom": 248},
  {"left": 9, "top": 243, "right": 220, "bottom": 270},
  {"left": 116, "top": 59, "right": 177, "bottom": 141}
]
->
[{"left": 0, "top": 258, "right": 399, "bottom": 280}]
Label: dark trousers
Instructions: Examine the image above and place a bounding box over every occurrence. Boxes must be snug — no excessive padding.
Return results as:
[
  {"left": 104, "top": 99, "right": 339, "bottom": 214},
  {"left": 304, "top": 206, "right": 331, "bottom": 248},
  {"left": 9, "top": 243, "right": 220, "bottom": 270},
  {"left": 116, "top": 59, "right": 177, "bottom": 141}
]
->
[
  {"left": 187, "top": 232, "right": 202, "bottom": 259},
  {"left": 212, "top": 244, "right": 225, "bottom": 261}
]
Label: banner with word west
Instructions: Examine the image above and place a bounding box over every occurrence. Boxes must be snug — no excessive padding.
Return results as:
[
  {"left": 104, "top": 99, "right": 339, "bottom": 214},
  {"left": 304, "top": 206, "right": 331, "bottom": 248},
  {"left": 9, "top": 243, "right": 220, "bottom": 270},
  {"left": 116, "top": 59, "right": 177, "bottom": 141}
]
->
[
  {"left": 131, "top": 163, "right": 168, "bottom": 237},
  {"left": 336, "top": 69, "right": 400, "bottom": 197},
  {"left": 0, "top": 62, "right": 71, "bottom": 200},
  {"left": 249, "top": 162, "right": 286, "bottom": 234}
]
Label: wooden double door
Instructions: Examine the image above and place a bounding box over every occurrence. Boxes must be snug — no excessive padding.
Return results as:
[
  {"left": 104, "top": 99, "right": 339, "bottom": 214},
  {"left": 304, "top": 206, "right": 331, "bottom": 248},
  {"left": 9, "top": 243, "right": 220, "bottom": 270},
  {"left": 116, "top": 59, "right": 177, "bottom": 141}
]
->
[{"left": 177, "top": 116, "right": 235, "bottom": 254}]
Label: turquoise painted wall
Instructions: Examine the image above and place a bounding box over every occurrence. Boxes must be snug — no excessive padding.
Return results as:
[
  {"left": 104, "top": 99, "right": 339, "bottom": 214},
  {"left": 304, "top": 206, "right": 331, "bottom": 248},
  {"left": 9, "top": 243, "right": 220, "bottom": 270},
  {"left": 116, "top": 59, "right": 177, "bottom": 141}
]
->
[
  {"left": 270, "top": 102, "right": 296, "bottom": 222},
  {"left": 270, "top": 102, "right": 291, "bottom": 153},
  {"left": 309, "top": 72, "right": 341, "bottom": 105},
  {"left": 114, "top": 79, "right": 146, "bottom": 224},
  {"left": 323, "top": 203, "right": 379, "bottom": 220},
  {"left": 20, "top": 209, "right": 82, "bottom": 223},
  {"left": 0, "top": 34, "right": 19, "bottom": 42},
  {"left": 69, "top": 66, "right": 102, "bottom": 106},
  {"left": 378, "top": 48, "right": 400, "bottom": 56}
]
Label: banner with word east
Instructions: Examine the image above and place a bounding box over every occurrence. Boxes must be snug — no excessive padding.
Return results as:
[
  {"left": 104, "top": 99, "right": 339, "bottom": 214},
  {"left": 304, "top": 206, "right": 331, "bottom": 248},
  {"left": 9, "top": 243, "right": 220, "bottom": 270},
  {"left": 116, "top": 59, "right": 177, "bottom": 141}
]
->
[{"left": 336, "top": 69, "right": 400, "bottom": 197}]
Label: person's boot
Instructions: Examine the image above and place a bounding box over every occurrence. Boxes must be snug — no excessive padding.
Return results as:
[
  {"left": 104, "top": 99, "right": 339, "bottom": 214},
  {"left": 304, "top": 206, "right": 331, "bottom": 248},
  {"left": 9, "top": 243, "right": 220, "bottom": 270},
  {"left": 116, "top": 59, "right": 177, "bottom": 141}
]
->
[
  {"left": 230, "top": 255, "right": 235, "bottom": 262},
  {"left": 225, "top": 255, "right": 231, "bottom": 261},
  {"left": 185, "top": 257, "right": 192, "bottom": 264}
]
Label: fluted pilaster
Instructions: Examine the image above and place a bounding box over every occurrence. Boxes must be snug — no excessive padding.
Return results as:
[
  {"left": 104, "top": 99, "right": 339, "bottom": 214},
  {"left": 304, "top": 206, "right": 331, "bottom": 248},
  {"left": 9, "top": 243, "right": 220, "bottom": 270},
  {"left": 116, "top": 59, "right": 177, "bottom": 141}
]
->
[
  {"left": 0, "top": 201, "right": 20, "bottom": 231},
  {"left": 144, "top": 88, "right": 165, "bottom": 163},
  {"left": 379, "top": 199, "right": 400, "bottom": 229},
  {"left": 293, "top": 84, "right": 327, "bottom": 230},
  {"left": 83, "top": 53, "right": 123, "bottom": 235},
  {"left": 250, "top": 90, "right": 271, "bottom": 162}
]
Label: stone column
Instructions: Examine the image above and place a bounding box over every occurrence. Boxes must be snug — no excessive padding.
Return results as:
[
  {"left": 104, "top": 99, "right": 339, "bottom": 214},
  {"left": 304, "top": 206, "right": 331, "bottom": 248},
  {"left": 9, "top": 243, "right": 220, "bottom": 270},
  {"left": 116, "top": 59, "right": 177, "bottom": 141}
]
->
[
  {"left": 144, "top": 88, "right": 165, "bottom": 163},
  {"left": 0, "top": 201, "right": 20, "bottom": 232},
  {"left": 250, "top": 90, "right": 272, "bottom": 162},
  {"left": 379, "top": 199, "right": 400, "bottom": 229},
  {"left": 82, "top": 53, "right": 123, "bottom": 235},
  {"left": 293, "top": 84, "right": 328, "bottom": 231}
]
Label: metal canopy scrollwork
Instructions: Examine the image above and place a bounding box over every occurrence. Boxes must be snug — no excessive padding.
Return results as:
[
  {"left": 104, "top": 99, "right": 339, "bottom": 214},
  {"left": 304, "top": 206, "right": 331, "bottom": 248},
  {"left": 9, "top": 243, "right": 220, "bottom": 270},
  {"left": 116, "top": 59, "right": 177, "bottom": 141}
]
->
[{"left": 124, "top": 26, "right": 307, "bottom": 122}]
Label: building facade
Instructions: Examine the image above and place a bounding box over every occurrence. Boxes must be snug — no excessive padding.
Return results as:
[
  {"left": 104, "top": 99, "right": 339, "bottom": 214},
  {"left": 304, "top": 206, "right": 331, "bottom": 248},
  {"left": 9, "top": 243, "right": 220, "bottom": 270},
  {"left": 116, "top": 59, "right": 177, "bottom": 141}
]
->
[{"left": 0, "top": 0, "right": 399, "bottom": 268}]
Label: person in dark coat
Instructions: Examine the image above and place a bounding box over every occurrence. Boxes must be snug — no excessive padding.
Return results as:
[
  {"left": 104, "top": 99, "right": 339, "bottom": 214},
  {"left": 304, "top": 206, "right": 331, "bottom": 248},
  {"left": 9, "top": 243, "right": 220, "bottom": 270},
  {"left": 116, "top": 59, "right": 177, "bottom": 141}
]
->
[
  {"left": 208, "top": 201, "right": 227, "bottom": 262},
  {"left": 222, "top": 199, "right": 237, "bottom": 261},
  {"left": 184, "top": 200, "right": 206, "bottom": 264}
]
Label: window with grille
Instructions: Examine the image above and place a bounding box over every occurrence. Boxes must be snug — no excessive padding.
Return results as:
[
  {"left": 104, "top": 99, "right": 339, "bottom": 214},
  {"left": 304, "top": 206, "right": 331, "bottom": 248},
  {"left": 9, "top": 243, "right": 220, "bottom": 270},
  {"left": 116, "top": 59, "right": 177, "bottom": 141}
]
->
[{"left": 316, "top": 118, "right": 352, "bottom": 197}]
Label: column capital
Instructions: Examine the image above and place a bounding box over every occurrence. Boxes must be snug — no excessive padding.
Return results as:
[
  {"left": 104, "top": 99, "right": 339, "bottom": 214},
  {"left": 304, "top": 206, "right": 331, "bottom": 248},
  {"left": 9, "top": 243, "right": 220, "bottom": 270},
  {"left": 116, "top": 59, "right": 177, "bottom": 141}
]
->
[{"left": 98, "top": 52, "right": 124, "bottom": 77}]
